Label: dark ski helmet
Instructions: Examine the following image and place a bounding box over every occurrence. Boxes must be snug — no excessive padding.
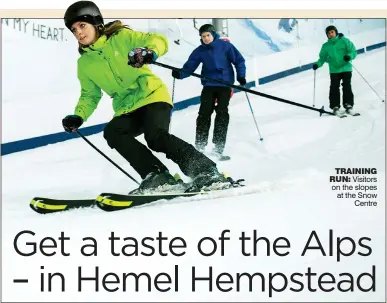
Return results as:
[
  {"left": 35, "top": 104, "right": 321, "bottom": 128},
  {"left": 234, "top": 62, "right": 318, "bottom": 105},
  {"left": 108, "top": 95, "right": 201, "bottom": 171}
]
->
[
  {"left": 64, "top": 0, "right": 104, "bottom": 31},
  {"left": 199, "top": 24, "right": 216, "bottom": 36},
  {"left": 325, "top": 25, "right": 338, "bottom": 37}
]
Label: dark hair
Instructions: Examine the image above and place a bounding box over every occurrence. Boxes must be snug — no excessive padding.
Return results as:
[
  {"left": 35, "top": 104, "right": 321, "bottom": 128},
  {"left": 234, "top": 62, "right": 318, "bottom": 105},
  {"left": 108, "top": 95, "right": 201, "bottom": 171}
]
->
[
  {"left": 77, "top": 20, "right": 132, "bottom": 54},
  {"left": 199, "top": 24, "right": 215, "bottom": 35},
  {"left": 325, "top": 25, "right": 338, "bottom": 37}
]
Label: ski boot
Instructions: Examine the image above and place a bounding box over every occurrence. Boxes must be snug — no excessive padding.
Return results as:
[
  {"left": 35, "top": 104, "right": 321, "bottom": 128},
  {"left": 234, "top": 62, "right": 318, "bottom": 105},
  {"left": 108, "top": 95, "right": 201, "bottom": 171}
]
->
[
  {"left": 333, "top": 106, "right": 346, "bottom": 118},
  {"left": 211, "top": 147, "right": 231, "bottom": 161},
  {"left": 210, "top": 146, "right": 231, "bottom": 161},
  {"left": 130, "top": 170, "right": 184, "bottom": 195},
  {"left": 344, "top": 105, "right": 360, "bottom": 116},
  {"left": 185, "top": 167, "right": 244, "bottom": 193}
]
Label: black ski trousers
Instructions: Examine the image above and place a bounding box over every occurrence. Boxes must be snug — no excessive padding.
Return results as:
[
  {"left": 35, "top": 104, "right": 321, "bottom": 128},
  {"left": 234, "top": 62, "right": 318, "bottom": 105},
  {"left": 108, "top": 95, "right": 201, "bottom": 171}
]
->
[
  {"left": 329, "top": 71, "right": 354, "bottom": 109},
  {"left": 195, "top": 86, "right": 232, "bottom": 153},
  {"left": 103, "top": 102, "right": 217, "bottom": 179}
]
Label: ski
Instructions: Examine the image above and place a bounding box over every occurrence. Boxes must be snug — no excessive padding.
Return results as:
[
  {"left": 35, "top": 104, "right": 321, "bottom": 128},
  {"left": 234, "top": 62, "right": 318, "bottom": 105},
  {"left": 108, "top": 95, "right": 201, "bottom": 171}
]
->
[
  {"left": 95, "top": 191, "right": 204, "bottom": 212},
  {"left": 334, "top": 112, "right": 361, "bottom": 118},
  {"left": 210, "top": 154, "right": 231, "bottom": 161},
  {"left": 29, "top": 197, "right": 95, "bottom": 214},
  {"left": 96, "top": 180, "right": 244, "bottom": 212},
  {"left": 204, "top": 151, "right": 231, "bottom": 161},
  {"left": 219, "top": 155, "right": 231, "bottom": 161},
  {"left": 346, "top": 112, "right": 361, "bottom": 116},
  {"left": 29, "top": 179, "right": 245, "bottom": 214},
  {"left": 327, "top": 108, "right": 361, "bottom": 118},
  {"left": 334, "top": 111, "right": 347, "bottom": 118},
  {"left": 323, "top": 112, "right": 346, "bottom": 118}
]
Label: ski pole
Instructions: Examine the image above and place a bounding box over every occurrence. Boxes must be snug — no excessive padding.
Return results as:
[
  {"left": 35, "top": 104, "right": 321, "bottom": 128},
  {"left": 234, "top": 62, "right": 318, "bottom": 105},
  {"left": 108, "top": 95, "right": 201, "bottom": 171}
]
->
[
  {"left": 351, "top": 63, "right": 384, "bottom": 102},
  {"left": 313, "top": 69, "right": 316, "bottom": 107},
  {"left": 169, "top": 77, "right": 176, "bottom": 133},
  {"left": 244, "top": 90, "right": 263, "bottom": 141},
  {"left": 152, "top": 61, "right": 334, "bottom": 116},
  {"left": 76, "top": 130, "right": 140, "bottom": 185}
]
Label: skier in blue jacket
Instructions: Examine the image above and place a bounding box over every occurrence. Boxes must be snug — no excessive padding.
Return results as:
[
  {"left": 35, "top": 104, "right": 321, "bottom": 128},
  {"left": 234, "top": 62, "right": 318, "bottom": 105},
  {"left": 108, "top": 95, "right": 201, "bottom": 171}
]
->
[{"left": 172, "top": 24, "right": 246, "bottom": 159}]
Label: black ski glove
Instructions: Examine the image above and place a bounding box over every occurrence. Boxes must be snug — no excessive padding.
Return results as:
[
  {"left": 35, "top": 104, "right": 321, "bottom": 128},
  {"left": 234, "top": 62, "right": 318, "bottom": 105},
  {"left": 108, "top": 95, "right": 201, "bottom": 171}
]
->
[
  {"left": 343, "top": 55, "right": 351, "bottom": 62},
  {"left": 172, "top": 69, "right": 182, "bottom": 79},
  {"left": 312, "top": 64, "right": 318, "bottom": 70},
  {"left": 62, "top": 115, "right": 83, "bottom": 133},
  {"left": 128, "top": 47, "right": 156, "bottom": 68},
  {"left": 237, "top": 77, "right": 246, "bottom": 86}
]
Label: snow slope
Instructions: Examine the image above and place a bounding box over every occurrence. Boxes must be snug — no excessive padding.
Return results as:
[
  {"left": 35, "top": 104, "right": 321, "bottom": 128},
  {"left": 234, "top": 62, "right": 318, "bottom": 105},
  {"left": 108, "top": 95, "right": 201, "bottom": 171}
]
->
[{"left": 2, "top": 44, "right": 385, "bottom": 302}]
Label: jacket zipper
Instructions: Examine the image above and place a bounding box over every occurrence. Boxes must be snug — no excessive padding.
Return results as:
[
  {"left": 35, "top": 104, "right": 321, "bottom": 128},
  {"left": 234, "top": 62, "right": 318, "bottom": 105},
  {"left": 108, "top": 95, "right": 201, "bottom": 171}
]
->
[{"left": 102, "top": 53, "right": 124, "bottom": 84}]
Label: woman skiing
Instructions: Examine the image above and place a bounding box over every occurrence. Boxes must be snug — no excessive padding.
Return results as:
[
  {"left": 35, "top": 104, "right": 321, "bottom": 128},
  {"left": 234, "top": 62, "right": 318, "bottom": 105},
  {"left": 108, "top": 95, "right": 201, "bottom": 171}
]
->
[{"left": 61, "top": 1, "right": 232, "bottom": 193}]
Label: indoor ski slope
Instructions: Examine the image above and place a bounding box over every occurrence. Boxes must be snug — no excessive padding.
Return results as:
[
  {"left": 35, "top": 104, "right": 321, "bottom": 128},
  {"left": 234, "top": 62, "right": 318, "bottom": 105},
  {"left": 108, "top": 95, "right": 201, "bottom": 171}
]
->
[{"left": 2, "top": 48, "right": 385, "bottom": 302}]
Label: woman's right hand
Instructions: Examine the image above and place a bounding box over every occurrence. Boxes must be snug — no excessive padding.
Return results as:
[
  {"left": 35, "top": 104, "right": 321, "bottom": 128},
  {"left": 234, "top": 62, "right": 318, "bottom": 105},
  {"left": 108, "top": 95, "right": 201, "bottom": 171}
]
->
[
  {"left": 128, "top": 47, "right": 156, "bottom": 68},
  {"left": 62, "top": 115, "right": 83, "bottom": 133}
]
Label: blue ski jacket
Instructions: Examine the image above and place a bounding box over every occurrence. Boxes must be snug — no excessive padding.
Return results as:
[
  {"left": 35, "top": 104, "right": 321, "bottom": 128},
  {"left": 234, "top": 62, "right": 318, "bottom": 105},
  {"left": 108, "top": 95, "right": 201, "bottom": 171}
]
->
[{"left": 179, "top": 34, "right": 246, "bottom": 87}]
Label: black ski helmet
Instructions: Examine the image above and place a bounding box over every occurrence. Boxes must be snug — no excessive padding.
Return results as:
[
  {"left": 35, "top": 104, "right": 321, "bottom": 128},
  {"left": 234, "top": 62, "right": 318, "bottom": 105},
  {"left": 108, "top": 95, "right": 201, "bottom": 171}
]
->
[
  {"left": 64, "top": 1, "right": 104, "bottom": 31},
  {"left": 325, "top": 25, "right": 338, "bottom": 37},
  {"left": 199, "top": 24, "right": 216, "bottom": 36}
]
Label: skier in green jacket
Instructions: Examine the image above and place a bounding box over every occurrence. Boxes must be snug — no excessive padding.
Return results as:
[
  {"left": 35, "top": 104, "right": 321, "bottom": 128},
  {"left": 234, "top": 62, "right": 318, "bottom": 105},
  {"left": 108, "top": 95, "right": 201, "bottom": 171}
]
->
[
  {"left": 61, "top": 1, "right": 231, "bottom": 192},
  {"left": 313, "top": 25, "right": 358, "bottom": 115}
]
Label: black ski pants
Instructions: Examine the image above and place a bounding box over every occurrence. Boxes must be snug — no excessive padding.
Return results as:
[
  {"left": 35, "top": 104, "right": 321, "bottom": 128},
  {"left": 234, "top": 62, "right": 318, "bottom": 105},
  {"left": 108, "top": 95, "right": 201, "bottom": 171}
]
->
[
  {"left": 329, "top": 71, "right": 354, "bottom": 109},
  {"left": 103, "top": 102, "right": 216, "bottom": 179},
  {"left": 195, "top": 86, "right": 232, "bottom": 153}
]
